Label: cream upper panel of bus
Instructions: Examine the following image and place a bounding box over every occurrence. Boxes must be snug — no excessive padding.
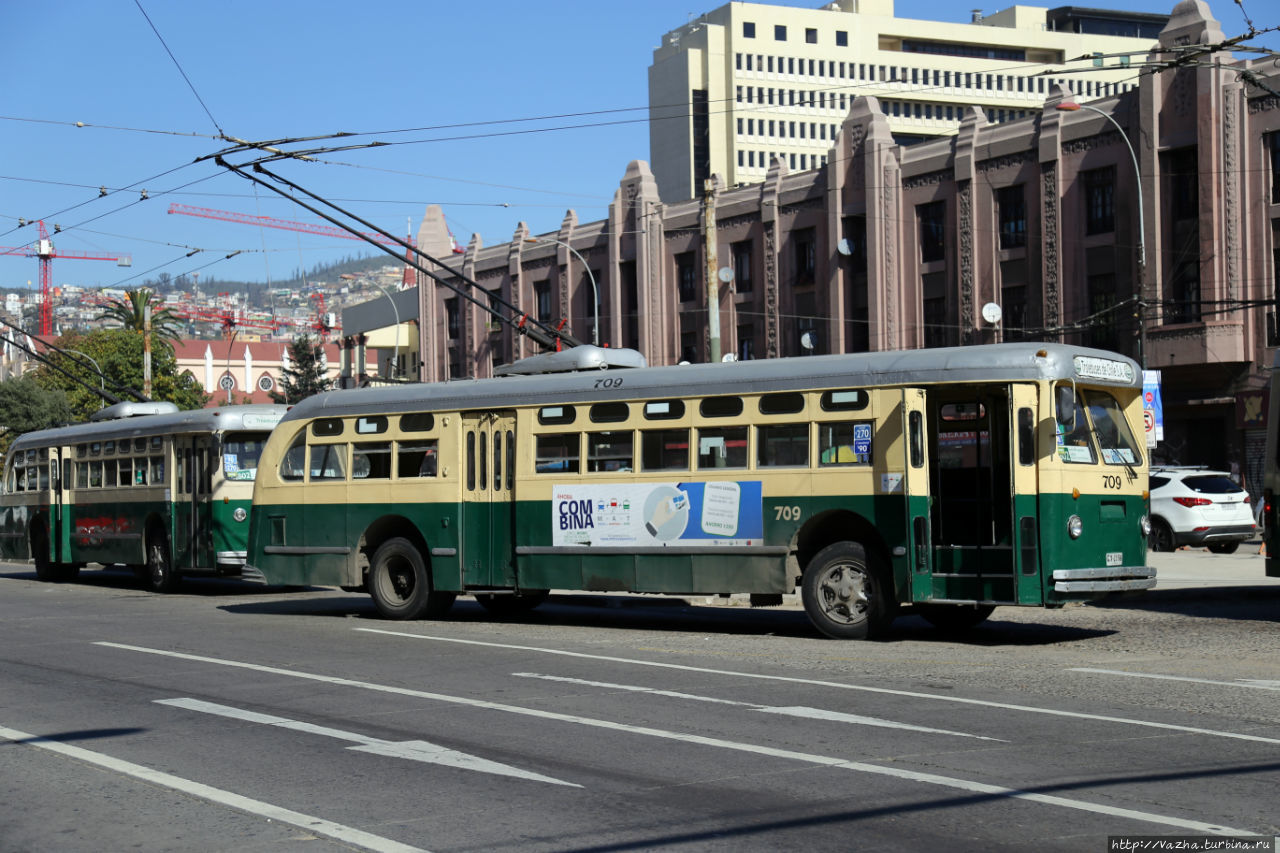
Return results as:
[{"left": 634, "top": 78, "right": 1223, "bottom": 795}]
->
[
  {"left": 252, "top": 410, "right": 460, "bottom": 504},
  {"left": 516, "top": 386, "right": 899, "bottom": 501}
]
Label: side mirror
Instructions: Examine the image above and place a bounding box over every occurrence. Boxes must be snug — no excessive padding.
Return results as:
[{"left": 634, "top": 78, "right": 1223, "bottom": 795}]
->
[{"left": 1055, "top": 385, "right": 1076, "bottom": 431}]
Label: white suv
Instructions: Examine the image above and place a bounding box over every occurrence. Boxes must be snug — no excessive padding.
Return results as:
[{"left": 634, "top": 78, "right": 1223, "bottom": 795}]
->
[{"left": 1147, "top": 467, "right": 1256, "bottom": 554}]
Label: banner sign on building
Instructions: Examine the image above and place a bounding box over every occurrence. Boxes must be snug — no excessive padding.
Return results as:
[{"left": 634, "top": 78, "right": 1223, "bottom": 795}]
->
[
  {"left": 1142, "top": 369, "right": 1164, "bottom": 449},
  {"left": 553, "top": 481, "right": 764, "bottom": 547}
]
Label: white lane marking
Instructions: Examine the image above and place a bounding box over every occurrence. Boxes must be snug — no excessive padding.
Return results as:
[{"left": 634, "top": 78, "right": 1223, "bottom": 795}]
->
[
  {"left": 96, "top": 642, "right": 1252, "bottom": 836},
  {"left": 0, "top": 722, "right": 427, "bottom": 853},
  {"left": 158, "top": 698, "right": 579, "bottom": 788},
  {"left": 1071, "top": 669, "right": 1280, "bottom": 692},
  {"left": 356, "top": 630, "right": 1280, "bottom": 746},
  {"left": 514, "top": 672, "right": 1004, "bottom": 741}
]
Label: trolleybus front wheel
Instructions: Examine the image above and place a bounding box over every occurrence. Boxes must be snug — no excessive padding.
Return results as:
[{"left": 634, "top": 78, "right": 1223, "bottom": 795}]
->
[
  {"left": 369, "top": 537, "right": 455, "bottom": 620},
  {"left": 801, "top": 541, "right": 891, "bottom": 640}
]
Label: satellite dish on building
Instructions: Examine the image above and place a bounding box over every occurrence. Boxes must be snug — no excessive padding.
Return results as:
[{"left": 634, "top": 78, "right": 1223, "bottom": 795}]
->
[
  {"left": 981, "top": 302, "right": 1003, "bottom": 325},
  {"left": 717, "top": 266, "right": 734, "bottom": 283},
  {"left": 837, "top": 238, "right": 853, "bottom": 256},
  {"left": 800, "top": 331, "right": 816, "bottom": 351}
]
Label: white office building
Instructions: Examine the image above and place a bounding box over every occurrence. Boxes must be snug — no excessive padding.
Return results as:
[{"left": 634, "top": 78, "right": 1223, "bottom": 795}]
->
[{"left": 649, "top": 0, "right": 1167, "bottom": 201}]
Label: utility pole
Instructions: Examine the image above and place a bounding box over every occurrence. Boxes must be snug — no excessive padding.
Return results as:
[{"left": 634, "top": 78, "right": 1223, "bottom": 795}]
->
[{"left": 702, "top": 178, "right": 721, "bottom": 363}]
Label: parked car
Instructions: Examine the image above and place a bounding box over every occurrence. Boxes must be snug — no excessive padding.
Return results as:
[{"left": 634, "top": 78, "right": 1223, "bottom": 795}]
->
[{"left": 1147, "top": 467, "right": 1256, "bottom": 553}]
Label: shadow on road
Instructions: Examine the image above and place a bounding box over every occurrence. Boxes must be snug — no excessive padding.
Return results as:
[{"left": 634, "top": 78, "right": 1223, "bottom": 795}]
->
[{"left": 1084, "top": 585, "right": 1280, "bottom": 623}]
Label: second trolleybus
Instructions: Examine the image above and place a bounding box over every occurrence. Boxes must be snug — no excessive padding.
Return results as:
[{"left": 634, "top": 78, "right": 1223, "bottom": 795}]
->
[
  {"left": 243, "top": 342, "right": 1155, "bottom": 638},
  {"left": 0, "top": 402, "right": 289, "bottom": 592}
]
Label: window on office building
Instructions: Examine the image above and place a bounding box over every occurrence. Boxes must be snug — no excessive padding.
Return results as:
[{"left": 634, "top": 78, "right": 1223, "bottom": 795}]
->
[
  {"left": 445, "top": 297, "right": 460, "bottom": 340},
  {"left": 1084, "top": 167, "right": 1115, "bottom": 235},
  {"left": 743, "top": 21, "right": 755, "bottom": 37},
  {"left": 836, "top": 30, "right": 848, "bottom": 46},
  {"left": 918, "top": 201, "right": 946, "bottom": 263},
  {"left": 806, "top": 27, "right": 817, "bottom": 44},
  {"left": 676, "top": 251, "right": 697, "bottom": 303},
  {"left": 793, "top": 228, "right": 816, "bottom": 287},
  {"left": 996, "top": 185, "right": 1027, "bottom": 250},
  {"left": 1269, "top": 131, "right": 1280, "bottom": 203},
  {"left": 775, "top": 24, "right": 786, "bottom": 40},
  {"left": 732, "top": 240, "right": 753, "bottom": 294}
]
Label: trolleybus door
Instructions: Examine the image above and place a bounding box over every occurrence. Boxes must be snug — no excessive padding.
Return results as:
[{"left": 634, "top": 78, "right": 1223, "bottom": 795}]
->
[
  {"left": 174, "top": 438, "right": 214, "bottom": 570},
  {"left": 1009, "top": 383, "right": 1044, "bottom": 604},
  {"left": 920, "top": 384, "right": 1021, "bottom": 605},
  {"left": 461, "top": 412, "right": 516, "bottom": 589},
  {"left": 50, "top": 449, "right": 68, "bottom": 564},
  {"left": 901, "top": 388, "right": 935, "bottom": 602}
]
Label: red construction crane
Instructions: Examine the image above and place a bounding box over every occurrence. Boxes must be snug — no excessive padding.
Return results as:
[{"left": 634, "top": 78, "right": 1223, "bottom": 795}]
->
[{"left": 0, "top": 220, "right": 132, "bottom": 336}]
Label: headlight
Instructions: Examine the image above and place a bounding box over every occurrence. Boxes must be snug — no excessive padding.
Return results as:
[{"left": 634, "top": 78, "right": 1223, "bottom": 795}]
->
[
  {"left": 233, "top": 507, "right": 248, "bottom": 522},
  {"left": 1068, "top": 514, "right": 1083, "bottom": 539},
  {"left": 1139, "top": 514, "right": 1151, "bottom": 536}
]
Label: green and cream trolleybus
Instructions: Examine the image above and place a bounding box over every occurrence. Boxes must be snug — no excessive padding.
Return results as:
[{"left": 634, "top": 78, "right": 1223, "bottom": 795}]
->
[
  {"left": 244, "top": 343, "right": 1154, "bottom": 638},
  {"left": 1, "top": 402, "right": 288, "bottom": 592}
]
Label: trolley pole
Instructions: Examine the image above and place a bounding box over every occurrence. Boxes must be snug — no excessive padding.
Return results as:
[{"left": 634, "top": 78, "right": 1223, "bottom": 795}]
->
[{"left": 703, "top": 178, "right": 721, "bottom": 364}]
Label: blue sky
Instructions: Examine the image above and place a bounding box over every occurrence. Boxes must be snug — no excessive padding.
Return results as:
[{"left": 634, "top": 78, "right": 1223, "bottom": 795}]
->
[{"left": 1, "top": 0, "right": 1273, "bottom": 298}]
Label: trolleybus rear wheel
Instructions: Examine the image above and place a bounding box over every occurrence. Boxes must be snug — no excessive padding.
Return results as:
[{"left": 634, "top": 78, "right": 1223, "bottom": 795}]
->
[
  {"left": 914, "top": 603, "right": 996, "bottom": 631},
  {"left": 473, "top": 589, "right": 550, "bottom": 617},
  {"left": 801, "top": 541, "right": 891, "bottom": 640},
  {"left": 369, "top": 537, "right": 455, "bottom": 620}
]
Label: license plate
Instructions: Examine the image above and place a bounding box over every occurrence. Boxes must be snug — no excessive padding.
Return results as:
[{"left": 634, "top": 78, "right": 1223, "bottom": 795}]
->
[{"left": 1105, "top": 552, "right": 1123, "bottom": 566}]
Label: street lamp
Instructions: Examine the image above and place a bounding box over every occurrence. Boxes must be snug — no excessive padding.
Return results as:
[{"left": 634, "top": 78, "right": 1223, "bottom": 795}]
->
[
  {"left": 524, "top": 237, "right": 600, "bottom": 346},
  {"left": 63, "top": 349, "right": 105, "bottom": 408},
  {"left": 1056, "top": 99, "right": 1146, "bottom": 366},
  {"left": 368, "top": 282, "right": 402, "bottom": 378}
]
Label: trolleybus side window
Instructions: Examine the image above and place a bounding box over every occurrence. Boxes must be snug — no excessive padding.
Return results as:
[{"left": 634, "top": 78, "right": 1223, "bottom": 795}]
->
[
  {"left": 1018, "top": 408, "right": 1035, "bottom": 466},
  {"left": 355, "top": 416, "right": 388, "bottom": 435},
  {"left": 309, "top": 444, "right": 346, "bottom": 481},
  {"left": 698, "top": 426, "right": 748, "bottom": 469},
  {"left": 397, "top": 440, "right": 438, "bottom": 478},
  {"left": 536, "top": 433, "right": 580, "bottom": 473},
  {"left": 224, "top": 434, "right": 269, "bottom": 481},
  {"left": 641, "top": 428, "right": 689, "bottom": 470},
  {"left": 352, "top": 442, "right": 392, "bottom": 480},
  {"left": 280, "top": 434, "right": 307, "bottom": 482},
  {"left": 538, "top": 406, "right": 576, "bottom": 426},
  {"left": 590, "top": 402, "right": 629, "bottom": 423},
  {"left": 819, "top": 422, "right": 872, "bottom": 466},
  {"left": 759, "top": 392, "right": 805, "bottom": 415},
  {"left": 758, "top": 423, "right": 809, "bottom": 467},
  {"left": 644, "top": 400, "right": 685, "bottom": 420},
  {"left": 401, "top": 413, "right": 435, "bottom": 432},
  {"left": 588, "top": 431, "right": 633, "bottom": 472}
]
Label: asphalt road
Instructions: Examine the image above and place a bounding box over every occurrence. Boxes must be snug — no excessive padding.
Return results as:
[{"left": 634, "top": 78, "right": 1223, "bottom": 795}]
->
[{"left": 1, "top": 554, "right": 1278, "bottom": 852}]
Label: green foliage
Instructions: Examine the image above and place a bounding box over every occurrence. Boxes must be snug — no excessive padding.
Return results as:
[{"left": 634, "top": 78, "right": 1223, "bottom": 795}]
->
[
  {"left": 0, "top": 375, "right": 73, "bottom": 457},
  {"left": 96, "top": 288, "right": 183, "bottom": 343},
  {"left": 35, "top": 330, "right": 208, "bottom": 422},
  {"left": 270, "top": 335, "right": 333, "bottom": 404}
]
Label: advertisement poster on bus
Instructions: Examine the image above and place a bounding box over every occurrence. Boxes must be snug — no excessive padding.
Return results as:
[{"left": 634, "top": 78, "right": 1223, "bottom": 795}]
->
[
  {"left": 553, "top": 481, "right": 764, "bottom": 547},
  {"left": 1142, "top": 369, "right": 1164, "bottom": 448}
]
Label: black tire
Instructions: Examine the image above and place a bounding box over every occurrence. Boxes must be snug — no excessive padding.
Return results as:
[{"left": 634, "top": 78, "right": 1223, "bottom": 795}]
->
[
  {"left": 473, "top": 589, "right": 550, "bottom": 617},
  {"left": 146, "top": 531, "right": 180, "bottom": 593},
  {"left": 1148, "top": 519, "right": 1175, "bottom": 553},
  {"left": 368, "top": 537, "right": 455, "bottom": 620},
  {"left": 915, "top": 603, "right": 996, "bottom": 631},
  {"left": 801, "top": 541, "right": 892, "bottom": 640},
  {"left": 1207, "top": 542, "right": 1240, "bottom": 555}
]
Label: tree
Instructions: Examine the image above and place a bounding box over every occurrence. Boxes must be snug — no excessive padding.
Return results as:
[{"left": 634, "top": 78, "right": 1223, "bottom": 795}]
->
[
  {"left": 96, "top": 288, "right": 183, "bottom": 343},
  {"left": 270, "top": 335, "right": 333, "bottom": 404},
  {"left": 0, "top": 375, "right": 72, "bottom": 457},
  {"left": 34, "top": 330, "right": 207, "bottom": 422}
]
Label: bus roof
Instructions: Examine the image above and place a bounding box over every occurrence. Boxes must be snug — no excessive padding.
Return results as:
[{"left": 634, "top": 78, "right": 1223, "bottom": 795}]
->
[
  {"left": 277, "top": 343, "right": 1140, "bottom": 424},
  {"left": 7, "top": 404, "right": 290, "bottom": 455}
]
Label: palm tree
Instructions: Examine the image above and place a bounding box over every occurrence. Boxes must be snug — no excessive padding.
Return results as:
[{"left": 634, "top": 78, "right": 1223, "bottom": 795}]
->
[{"left": 96, "top": 288, "right": 183, "bottom": 343}]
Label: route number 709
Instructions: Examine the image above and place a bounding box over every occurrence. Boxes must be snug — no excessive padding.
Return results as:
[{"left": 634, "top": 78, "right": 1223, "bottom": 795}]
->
[{"left": 774, "top": 505, "right": 802, "bottom": 521}]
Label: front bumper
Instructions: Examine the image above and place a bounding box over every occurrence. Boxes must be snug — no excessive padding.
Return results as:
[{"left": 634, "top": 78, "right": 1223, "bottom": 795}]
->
[{"left": 1053, "top": 566, "right": 1156, "bottom": 592}]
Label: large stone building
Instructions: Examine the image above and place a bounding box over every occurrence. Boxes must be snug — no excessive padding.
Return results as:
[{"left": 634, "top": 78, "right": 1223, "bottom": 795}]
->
[
  {"left": 341, "top": 0, "right": 1279, "bottom": 489},
  {"left": 648, "top": 0, "right": 1168, "bottom": 202}
]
